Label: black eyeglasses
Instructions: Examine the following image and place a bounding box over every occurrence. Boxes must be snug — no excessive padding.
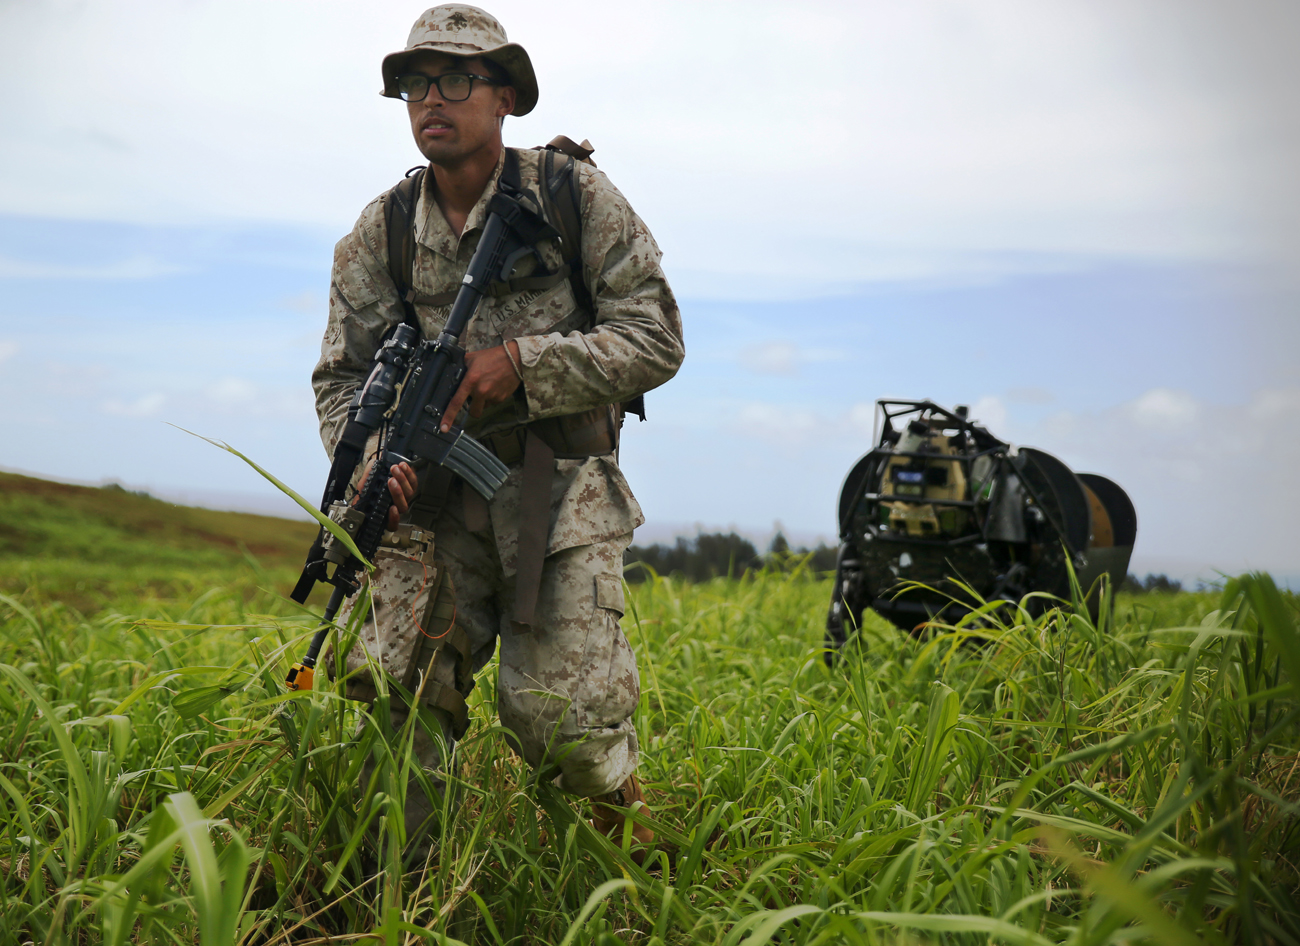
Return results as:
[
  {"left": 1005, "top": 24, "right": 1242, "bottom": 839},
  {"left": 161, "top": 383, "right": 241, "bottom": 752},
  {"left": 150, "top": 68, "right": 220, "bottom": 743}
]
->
[{"left": 395, "top": 72, "right": 497, "bottom": 103}]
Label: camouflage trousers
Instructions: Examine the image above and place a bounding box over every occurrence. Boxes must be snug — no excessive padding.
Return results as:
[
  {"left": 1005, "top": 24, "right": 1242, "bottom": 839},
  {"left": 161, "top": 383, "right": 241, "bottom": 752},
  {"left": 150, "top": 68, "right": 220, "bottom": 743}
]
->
[{"left": 337, "top": 483, "right": 640, "bottom": 842}]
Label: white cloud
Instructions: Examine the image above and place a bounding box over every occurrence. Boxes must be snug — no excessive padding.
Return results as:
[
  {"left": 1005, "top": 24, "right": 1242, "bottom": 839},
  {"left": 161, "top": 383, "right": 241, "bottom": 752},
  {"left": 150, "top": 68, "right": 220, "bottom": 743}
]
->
[
  {"left": 736, "top": 401, "right": 822, "bottom": 445},
  {"left": 1, "top": 0, "right": 1296, "bottom": 293},
  {"left": 207, "top": 378, "right": 258, "bottom": 406},
  {"left": 969, "top": 396, "right": 1008, "bottom": 432},
  {"left": 1006, "top": 386, "right": 1055, "bottom": 405},
  {"left": 0, "top": 254, "right": 182, "bottom": 280},
  {"left": 0, "top": 341, "right": 16, "bottom": 363},
  {"left": 101, "top": 393, "right": 167, "bottom": 418},
  {"left": 1247, "top": 387, "right": 1300, "bottom": 420},
  {"left": 202, "top": 378, "right": 314, "bottom": 419},
  {"left": 738, "top": 342, "right": 800, "bottom": 377},
  {"left": 1124, "top": 388, "right": 1199, "bottom": 429},
  {"left": 847, "top": 402, "right": 876, "bottom": 437},
  {"left": 735, "top": 341, "right": 848, "bottom": 376},
  {"left": 45, "top": 362, "right": 110, "bottom": 398},
  {"left": 1041, "top": 411, "right": 1079, "bottom": 441},
  {"left": 280, "top": 290, "right": 324, "bottom": 314},
  {"left": 988, "top": 386, "right": 1300, "bottom": 571},
  {"left": 733, "top": 399, "right": 917, "bottom": 450}
]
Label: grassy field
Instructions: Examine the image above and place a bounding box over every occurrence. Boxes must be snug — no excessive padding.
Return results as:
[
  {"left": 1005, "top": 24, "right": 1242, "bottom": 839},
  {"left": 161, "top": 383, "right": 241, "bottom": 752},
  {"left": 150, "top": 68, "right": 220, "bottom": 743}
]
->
[
  {"left": 1, "top": 474, "right": 1297, "bottom": 944},
  {"left": 0, "top": 470, "right": 318, "bottom": 611}
]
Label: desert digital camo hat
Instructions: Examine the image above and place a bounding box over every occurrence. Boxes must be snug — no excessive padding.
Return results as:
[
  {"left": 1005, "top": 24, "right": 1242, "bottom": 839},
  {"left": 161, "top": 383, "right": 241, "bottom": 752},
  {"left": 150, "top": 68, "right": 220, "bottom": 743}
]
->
[{"left": 381, "top": 5, "right": 538, "bottom": 116}]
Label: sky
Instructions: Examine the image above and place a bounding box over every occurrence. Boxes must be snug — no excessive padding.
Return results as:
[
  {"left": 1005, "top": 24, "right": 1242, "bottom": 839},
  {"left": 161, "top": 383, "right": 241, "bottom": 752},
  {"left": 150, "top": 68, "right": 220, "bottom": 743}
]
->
[{"left": 1, "top": 0, "right": 1298, "bottom": 584}]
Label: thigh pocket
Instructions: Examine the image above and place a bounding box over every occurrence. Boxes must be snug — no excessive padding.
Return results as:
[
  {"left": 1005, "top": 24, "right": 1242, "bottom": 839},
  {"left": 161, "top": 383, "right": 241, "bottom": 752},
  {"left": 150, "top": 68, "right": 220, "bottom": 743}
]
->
[
  {"left": 595, "top": 574, "right": 625, "bottom": 615},
  {"left": 334, "top": 547, "right": 437, "bottom": 700},
  {"left": 577, "top": 574, "right": 639, "bottom": 729}
]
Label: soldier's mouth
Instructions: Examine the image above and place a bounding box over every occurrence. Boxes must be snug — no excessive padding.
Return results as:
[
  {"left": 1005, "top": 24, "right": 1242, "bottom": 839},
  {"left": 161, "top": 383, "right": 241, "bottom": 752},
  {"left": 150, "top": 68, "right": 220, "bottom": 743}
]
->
[{"left": 422, "top": 121, "right": 453, "bottom": 135}]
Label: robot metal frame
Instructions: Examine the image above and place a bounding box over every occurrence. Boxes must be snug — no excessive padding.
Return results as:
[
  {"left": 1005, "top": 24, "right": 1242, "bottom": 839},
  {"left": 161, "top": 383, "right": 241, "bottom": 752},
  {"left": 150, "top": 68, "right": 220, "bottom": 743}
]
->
[{"left": 825, "top": 398, "right": 1136, "bottom": 658}]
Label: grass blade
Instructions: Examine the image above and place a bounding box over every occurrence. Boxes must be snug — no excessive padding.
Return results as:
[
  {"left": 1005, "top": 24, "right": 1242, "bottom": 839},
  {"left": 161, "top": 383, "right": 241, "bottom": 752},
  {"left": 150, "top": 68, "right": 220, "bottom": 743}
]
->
[{"left": 169, "top": 424, "right": 372, "bottom": 570}]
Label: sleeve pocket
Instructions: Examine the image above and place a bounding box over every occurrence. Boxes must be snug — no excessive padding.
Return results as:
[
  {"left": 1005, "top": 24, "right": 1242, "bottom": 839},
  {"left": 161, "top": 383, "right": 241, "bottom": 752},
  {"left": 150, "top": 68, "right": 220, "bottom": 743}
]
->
[
  {"left": 594, "top": 573, "right": 625, "bottom": 616},
  {"left": 333, "top": 234, "right": 383, "bottom": 312}
]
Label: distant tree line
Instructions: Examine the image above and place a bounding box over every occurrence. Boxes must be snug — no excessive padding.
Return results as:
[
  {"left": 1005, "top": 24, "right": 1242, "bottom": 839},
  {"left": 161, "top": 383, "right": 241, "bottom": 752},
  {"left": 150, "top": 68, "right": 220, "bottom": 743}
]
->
[
  {"left": 101, "top": 482, "right": 154, "bottom": 500},
  {"left": 624, "top": 531, "right": 839, "bottom": 583},
  {"left": 1121, "top": 573, "right": 1184, "bottom": 594}
]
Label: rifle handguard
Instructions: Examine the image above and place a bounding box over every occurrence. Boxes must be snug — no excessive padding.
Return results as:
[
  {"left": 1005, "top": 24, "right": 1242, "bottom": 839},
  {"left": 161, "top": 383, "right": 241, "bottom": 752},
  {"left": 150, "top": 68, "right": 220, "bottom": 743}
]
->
[{"left": 322, "top": 501, "right": 366, "bottom": 566}]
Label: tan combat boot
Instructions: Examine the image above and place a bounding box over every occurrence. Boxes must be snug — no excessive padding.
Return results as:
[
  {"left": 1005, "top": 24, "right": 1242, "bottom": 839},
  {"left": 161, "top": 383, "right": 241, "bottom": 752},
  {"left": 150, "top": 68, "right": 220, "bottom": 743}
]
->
[{"left": 590, "top": 774, "right": 654, "bottom": 863}]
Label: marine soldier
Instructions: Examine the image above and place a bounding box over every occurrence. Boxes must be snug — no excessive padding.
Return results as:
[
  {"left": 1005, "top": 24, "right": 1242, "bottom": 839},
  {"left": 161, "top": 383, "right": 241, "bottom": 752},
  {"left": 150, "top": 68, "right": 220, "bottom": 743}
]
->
[{"left": 311, "top": 4, "right": 683, "bottom": 858}]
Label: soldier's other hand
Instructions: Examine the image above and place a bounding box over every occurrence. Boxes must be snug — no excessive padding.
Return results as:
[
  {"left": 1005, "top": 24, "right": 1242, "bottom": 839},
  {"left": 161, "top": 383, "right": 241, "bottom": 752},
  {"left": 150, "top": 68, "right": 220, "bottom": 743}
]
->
[
  {"left": 355, "top": 459, "right": 419, "bottom": 529},
  {"left": 386, "top": 461, "right": 418, "bottom": 529},
  {"left": 440, "top": 340, "right": 523, "bottom": 433}
]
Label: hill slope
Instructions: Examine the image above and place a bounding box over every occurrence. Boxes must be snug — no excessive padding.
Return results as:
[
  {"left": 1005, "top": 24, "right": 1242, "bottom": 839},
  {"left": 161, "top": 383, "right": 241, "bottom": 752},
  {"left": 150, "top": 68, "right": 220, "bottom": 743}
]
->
[{"left": 0, "top": 470, "right": 319, "bottom": 608}]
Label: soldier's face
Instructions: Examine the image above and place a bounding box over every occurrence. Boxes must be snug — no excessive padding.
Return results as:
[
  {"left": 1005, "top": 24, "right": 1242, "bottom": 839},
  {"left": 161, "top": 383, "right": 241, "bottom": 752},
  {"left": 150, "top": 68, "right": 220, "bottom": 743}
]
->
[{"left": 404, "top": 53, "right": 516, "bottom": 166}]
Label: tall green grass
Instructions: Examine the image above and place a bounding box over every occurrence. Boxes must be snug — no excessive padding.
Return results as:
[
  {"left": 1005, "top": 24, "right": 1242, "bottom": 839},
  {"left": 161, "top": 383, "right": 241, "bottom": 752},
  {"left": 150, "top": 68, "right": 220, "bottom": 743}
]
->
[
  {"left": 0, "top": 565, "right": 1296, "bottom": 944},
  {"left": 0, "top": 469, "right": 318, "bottom": 611}
]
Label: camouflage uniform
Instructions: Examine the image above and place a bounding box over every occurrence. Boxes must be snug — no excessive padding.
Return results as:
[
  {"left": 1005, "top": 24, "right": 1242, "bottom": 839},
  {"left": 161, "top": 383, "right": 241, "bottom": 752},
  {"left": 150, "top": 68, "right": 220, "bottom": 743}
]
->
[{"left": 312, "top": 147, "right": 683, "bottom": 809}]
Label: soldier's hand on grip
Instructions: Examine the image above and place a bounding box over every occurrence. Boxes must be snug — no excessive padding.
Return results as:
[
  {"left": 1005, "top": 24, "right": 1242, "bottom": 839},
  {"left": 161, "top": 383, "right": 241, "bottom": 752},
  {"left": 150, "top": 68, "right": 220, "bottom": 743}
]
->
[{"left": 440, "top": 341, "right": 523, "bottom": 433}]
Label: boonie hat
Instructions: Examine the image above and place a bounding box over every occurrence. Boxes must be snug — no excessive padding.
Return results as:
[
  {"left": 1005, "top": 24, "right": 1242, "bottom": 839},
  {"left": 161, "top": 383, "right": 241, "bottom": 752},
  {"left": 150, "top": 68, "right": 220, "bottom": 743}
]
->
[{"left": 381, "top": 5, "right": 538, "bottom": 116}]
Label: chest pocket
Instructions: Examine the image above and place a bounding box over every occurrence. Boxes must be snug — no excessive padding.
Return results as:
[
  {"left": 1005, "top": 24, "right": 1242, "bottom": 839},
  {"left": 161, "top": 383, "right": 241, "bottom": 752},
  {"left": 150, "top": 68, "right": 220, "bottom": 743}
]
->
[
  {"left": 487, "top": 278, "right": 584, "bottom": 344},
  {"left": 406, "top": 214, "right": 582, "bottom": 351}
]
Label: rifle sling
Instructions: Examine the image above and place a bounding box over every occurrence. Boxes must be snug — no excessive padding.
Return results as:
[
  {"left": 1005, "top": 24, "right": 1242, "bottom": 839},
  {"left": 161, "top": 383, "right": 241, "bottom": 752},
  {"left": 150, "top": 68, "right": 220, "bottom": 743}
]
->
[{"left": 512, "top": 430, "right": 555, "bottom": 633}]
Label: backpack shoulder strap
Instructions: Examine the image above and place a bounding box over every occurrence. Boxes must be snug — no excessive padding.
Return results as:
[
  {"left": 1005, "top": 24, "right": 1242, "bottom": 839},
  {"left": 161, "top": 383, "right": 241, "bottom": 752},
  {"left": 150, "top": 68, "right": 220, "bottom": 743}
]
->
[
  {"left": 537, "top": 138, "right": 647, "bottom": 422},
  {"left": 538, "top": 140, "right": 594, "bottom": 321},
  {"left": 546, "top": 135, "right": 597, "bottom": 167},
  {"left": 384, "top": 166, "right": 426, "bottom": 328}
]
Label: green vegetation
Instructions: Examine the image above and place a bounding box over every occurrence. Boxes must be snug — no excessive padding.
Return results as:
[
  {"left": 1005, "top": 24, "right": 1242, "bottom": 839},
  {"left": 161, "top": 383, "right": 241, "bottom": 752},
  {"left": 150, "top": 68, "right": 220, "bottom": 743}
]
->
[
  {"left": 1122, "top": 573, "right": 1186, "bottom": 595},
  {"left": 1, "top": 475, "right": 1297, "bottom": 944},
  {"left": 0, "top": 470, "right": 317, "bottom": 611},
  {"left": 625, "top": 531, "right": 838, "bottom": 583}
]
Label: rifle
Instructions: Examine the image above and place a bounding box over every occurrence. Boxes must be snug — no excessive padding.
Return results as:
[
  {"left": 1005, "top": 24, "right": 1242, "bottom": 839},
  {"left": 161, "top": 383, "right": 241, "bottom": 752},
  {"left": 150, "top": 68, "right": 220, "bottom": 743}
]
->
[{"left": 285, "top": 165, "right": 558, "bottom": 691}]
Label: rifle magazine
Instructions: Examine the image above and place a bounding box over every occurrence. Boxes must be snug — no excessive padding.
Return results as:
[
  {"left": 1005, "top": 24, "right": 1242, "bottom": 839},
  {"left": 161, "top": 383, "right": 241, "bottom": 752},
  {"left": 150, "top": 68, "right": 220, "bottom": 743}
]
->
[{"left": 443, "top": 431, "right": 510, "bottom": 501}]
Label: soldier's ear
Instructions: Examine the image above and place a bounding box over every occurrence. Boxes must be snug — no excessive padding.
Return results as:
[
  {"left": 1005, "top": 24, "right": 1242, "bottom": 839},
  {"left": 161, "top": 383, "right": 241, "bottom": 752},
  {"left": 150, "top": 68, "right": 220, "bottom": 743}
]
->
[{"left": 496, "top": 85, "right": 516, "bottom": 119}]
